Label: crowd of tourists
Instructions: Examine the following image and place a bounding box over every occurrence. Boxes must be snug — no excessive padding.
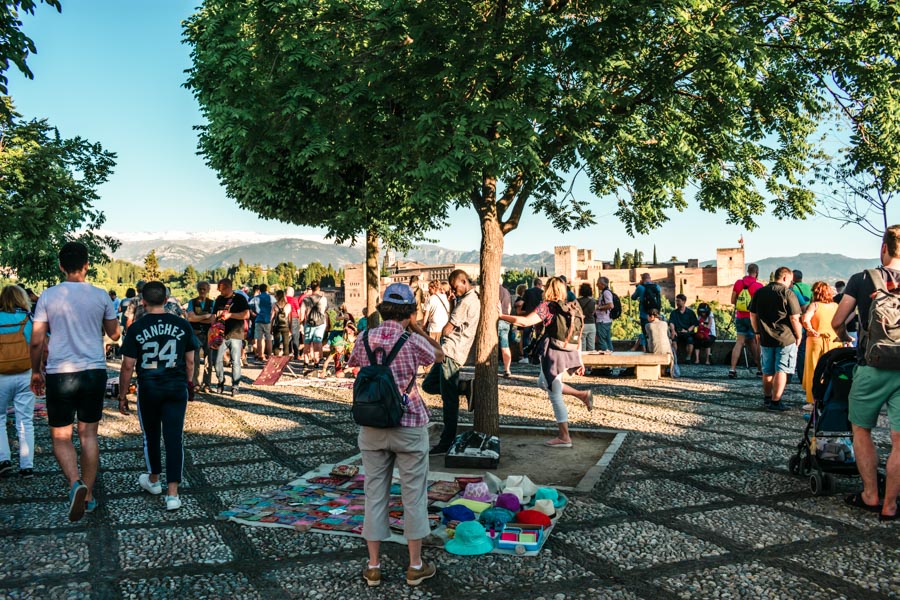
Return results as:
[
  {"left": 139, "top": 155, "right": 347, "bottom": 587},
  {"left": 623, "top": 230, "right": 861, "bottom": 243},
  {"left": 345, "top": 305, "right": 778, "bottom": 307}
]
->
[{"left": 0, "top": 226, "right": 898, "bottom": 588}]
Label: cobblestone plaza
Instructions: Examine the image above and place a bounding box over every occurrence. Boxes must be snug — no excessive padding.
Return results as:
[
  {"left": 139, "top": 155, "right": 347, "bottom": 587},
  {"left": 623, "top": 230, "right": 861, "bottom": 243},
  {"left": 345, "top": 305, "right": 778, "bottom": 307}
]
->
[{"left": 1, "top": 365, "right": 897, "bottom": 599}]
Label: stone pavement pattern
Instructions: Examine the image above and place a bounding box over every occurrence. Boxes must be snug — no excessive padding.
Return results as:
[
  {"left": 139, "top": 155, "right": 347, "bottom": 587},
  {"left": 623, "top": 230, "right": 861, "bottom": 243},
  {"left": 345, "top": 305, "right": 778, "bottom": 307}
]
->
[{"left": 1, "top": 363, "right": 898, "bottom": 599}]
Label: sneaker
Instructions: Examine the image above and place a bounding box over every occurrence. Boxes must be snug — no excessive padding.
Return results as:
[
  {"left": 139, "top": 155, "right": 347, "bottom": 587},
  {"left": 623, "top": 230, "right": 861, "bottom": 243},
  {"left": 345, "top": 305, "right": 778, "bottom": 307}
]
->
[
  {"left": 0, "top": 460, "right": 14, "bottom": 477},
  {"left": 19, "top": 468, "right": 34, "bottom": 479},
  {"left": 67, "top": 480, "right": 88, "bottom": 522},
  {"left": 166, "top": 495, "right": 182, "bottom": 511},
  {"left": 802, "top": 403, "right": 814, "bottom": 412},
  {"left": 769, "top": 401, "right": 789, "bottom": 411},
  {"left": 217, "top": 384, "right": 225, "bottom": 394},
  {"left": 429, "top": 445, "right": 450, "bottom": 456},
  {"left": 517, "top": 358, "right": 529, "bottom": 364},
  {"left": 85, "top": 498, "right": 98, "bottom": 513},
  {"left": 763, "top": 397, "right": 772, "bottom": 408},
  {"left": 139, "top": 473, "right": 163, "bottom": 495},
  {"left": 231, "top": 386, "right": 239, "bottom": 397},
  {"left": 363, "top": 565, "right": 381, "bottom": 587},
  {"left": 406, "top": 561, "right": 436, "bottom": 586},
  {"left": 756, "top": 370, "right": 763, "bottom": 377},
  {"left": 727, "top": 370, "right": 737, "bottom": 379}
]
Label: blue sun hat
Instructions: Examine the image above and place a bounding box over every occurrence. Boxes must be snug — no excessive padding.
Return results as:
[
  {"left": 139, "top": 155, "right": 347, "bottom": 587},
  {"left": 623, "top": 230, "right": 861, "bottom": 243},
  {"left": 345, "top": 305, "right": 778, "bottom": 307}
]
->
[
  {"left": 441, "top": 504, "right": 476, "bottom": 525},
  {"left": 533, "top": 487, "right": 567, "bottom": 508},
  {"left": 445, "top": 520, "right": 494, "bottom": 556},
  {"left": 479, "top": 507, "right": 516, "bottom": 530}
]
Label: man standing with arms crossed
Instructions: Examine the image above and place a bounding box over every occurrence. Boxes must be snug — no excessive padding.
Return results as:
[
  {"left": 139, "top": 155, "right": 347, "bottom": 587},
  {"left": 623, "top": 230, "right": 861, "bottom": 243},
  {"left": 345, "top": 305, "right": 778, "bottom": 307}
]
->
[
  {"left": 748, "top": 267, "right": 802, "bottom": 411},
  {"left": 118, "top": 282, "right": 198, "bottom": 512},
  {"left": 187, "top": 281, "right": 215, "bottom": 393},
  {"left": 212, "top": 278, "right": 250, "bottom": 396},
  {"left": 29, "top": 242, "right": 120, "bottom": 521},
  {"left": 422, "top": 270, "right": 480, "bottom": 455},
  {"left": 832, "top": 225, "right": 900, "bottom": 521}
]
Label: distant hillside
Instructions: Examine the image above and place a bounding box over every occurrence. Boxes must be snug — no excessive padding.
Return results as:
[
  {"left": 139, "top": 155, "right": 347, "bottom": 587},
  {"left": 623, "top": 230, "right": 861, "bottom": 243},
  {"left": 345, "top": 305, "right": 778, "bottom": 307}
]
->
[
  {"left": 111, "top": 235, "right": 555, "bottom": 273},
  {"left": 753, "top": 253, "right": 878, "bottom": 283}
]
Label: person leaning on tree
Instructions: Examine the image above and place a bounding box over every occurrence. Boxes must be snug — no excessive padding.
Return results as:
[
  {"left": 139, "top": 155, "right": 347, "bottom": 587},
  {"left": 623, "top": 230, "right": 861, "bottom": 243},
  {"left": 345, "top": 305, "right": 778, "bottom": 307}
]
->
[{"left": 421, "top": 270, "right": 480, "bottom": 455}]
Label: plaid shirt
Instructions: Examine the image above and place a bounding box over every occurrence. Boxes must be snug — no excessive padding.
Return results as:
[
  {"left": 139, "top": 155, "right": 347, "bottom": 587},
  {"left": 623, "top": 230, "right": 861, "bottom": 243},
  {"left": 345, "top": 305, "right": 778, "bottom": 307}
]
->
[{"left": 348, "top": 320, "right": 435, "bottom": 428}]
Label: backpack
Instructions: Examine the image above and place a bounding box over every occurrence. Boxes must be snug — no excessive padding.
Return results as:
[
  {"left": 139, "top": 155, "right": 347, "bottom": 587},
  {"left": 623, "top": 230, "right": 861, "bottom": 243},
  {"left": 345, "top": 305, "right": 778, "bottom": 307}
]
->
[
  {"left": 352, "top": 331, "right": 413, "bottom": 428},
  {"left": 547, "top": 301, "right": 584, "bottom": 351},
  {"left": 305, "top": 294, "right": 326, "bottom": 327},
  {"left": 861, "top": 269, "right": 900, "bottom": 370},
  {"left": 641, "top": 284, "right": 661, "bottom": 315},
  {"left": 0, "top": 316, "right": 31, "bottom": 374},
  {"left": 273, "top": 303, "right": 288, "bottom": 329},
  {"left": 735, "top": 282, "right": 752, "bottom": 313},
  {"left": 609, "top": 292, "right": 623, "bottom": 320}
]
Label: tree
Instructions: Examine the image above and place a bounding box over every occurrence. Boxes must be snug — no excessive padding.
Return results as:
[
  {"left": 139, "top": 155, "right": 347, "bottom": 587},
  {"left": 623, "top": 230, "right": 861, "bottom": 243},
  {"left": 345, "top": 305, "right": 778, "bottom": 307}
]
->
[
  {"left": 142, "top": 250, "right": 160, "bottom": 281},
  {"left": 818, "top": 164, "right": 896, "bottom": 238},
  {"left": 653, "top": 245, "right": 658, "bottom": 265},
  {"left": 0, "top": 101, "right": 118, "bottom": 284},
  {"left": 186, "top": 0, "right": 893, "bottom": 437},
  {"left": 613, "top": 249, "right": 622, "bottom": 269},
  {"left": 181, "top": 265, "right": 199, "bottom": 288},
  {"left": 621, "top": 253, "right": 634, "bottom": 270}
]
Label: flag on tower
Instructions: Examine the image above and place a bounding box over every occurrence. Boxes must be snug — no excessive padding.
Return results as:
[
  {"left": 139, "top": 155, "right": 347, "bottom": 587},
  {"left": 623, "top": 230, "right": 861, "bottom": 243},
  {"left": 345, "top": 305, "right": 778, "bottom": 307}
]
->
[{"left": 738, "top": 234, "right": 744, "bottom": 247}]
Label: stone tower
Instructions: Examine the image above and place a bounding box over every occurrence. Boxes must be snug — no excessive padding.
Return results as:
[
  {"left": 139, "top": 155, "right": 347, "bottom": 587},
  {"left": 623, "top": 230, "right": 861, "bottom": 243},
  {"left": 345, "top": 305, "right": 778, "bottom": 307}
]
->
[
  {"left": 554, "top": 246, "right": 578, "bottom": 282},
  {"left": 715, "top": 247, "right": 745, "bottom": 285}
]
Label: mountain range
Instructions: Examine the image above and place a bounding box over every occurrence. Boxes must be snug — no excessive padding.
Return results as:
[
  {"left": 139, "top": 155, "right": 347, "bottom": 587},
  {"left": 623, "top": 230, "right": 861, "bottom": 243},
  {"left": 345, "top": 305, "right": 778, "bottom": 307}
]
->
[{"left": 108, "top": 232, "right": 876, "bottom": 282}]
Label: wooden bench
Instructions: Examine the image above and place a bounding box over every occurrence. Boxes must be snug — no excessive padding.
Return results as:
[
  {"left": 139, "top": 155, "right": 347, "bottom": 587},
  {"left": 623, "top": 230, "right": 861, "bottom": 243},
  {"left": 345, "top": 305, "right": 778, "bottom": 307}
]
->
[{"left": 580, "top": 351, "right": 671, "bottom": 380}]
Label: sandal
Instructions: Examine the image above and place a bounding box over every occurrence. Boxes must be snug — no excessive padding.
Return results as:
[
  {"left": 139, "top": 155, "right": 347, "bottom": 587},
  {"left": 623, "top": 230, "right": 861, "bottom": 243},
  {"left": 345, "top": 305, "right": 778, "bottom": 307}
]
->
[
  {"left": 844, "top": 492, "right": 883, "bottom": 513},
  {"left": 879, "top": 511, "right": 898, "bottom": 522},
  {"left": 544, "top": 438, "right": 573, "bottom": 448}
]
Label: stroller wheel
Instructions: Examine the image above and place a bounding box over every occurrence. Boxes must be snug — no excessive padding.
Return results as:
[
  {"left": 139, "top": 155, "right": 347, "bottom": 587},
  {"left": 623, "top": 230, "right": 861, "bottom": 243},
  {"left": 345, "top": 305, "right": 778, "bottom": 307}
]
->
[
  {"left": 824, "top": 474, "right": 836, "bottom": 492},
  {"left": 799, "top": 456, "right": 813, "bottom": 477},
  {"left": 788, "top": 454, "right": 801, "bottom": 476},
  {"left": 810, "top": 472, "right": 825, "bottom": 496}
]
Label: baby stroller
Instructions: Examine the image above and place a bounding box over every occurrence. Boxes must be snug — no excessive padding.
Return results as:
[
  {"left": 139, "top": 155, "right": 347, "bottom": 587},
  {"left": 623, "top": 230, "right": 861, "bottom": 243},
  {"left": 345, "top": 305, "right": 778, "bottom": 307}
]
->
[{"left": 787, "top": 347, "right": 886, "bottom": 495}]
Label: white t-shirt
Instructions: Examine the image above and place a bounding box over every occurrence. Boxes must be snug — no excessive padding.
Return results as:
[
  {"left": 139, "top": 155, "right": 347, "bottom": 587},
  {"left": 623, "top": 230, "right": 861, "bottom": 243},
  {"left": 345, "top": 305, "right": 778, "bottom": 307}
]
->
[
  {"left": 425, "top": 293, "right": 451, "bottom": 333},
  {"left": 34, "top": 281, "right": 117, "bottom": 374}
]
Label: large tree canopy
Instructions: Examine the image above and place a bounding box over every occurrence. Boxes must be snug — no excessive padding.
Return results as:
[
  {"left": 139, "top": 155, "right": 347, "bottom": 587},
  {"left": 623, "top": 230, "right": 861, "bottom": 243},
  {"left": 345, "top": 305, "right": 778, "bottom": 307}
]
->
[
  {"left": 0, "top": 0, "right": 60, "bottom": 119},
  {"left": 185, "top": 0, "right": 898, "bottom": 435},
  {"left": 0, "top": 101, "right": 118, "bottom": 284}
]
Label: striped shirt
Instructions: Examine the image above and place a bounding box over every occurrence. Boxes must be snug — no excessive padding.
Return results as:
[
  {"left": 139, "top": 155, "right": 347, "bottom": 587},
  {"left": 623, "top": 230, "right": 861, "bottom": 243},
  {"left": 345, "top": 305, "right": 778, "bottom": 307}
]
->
[{"left": 348, "top": 320, "right": 435, "bottom": 428}]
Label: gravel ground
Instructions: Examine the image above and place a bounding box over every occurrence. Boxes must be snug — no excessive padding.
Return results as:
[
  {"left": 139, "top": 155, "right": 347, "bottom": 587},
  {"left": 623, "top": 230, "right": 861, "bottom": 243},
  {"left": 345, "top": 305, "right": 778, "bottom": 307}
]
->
[{"left": 1, "top": 362, "right": 896, "bottom": 599}]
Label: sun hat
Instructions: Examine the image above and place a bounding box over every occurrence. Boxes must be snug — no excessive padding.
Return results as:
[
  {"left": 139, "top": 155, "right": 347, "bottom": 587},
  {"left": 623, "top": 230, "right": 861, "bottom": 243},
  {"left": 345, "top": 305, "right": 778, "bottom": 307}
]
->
[
  {"left": 462, "top": 482, "right": 496, "bottom": 503},
  {"left": 448, "top": 498, "right": 492, "bottom": 514},
  {"left": 495, "top": 493, "right": 521, "bottom": 513},
  {"left": 445, "top": 520, "right": 495, "bottom": 556},
  {"left": 504, "top": 487, "right": 526, "bottom": 505},
  {"left": 504, "top": 476, "right": 539, "bottom": 502},
  {"left": 484, "top": 472, "right": 504, "bottom": 494},
  {"left": 533, "top": 487, "right": 567, "bottom": 509},
  {"left": 514, "top": 509, "right": 552, "bottom": 528},
  {"left": 479, "top": 507, "right": 516, "bottom": 530},
  {"left": 455, "top": 476, "right": 484, "bottom": 491},
  {"left": 532, "top": 499, "right": 557, "bottom": 518},
  {"left": 382, "top": 283, "right": 416, "bottom": 305},
  {"left": 441, "top": 504, "right": 476, "bottom": 525}
]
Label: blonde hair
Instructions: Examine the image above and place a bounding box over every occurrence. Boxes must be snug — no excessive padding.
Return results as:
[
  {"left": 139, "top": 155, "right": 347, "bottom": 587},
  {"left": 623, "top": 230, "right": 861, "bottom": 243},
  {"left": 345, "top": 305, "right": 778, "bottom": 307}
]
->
[
  {"left": 542, "top": 277, "right": 567, "bottom": 303},
  {"left": 0, "top": 285, "right": 31, "bottom": 313}
]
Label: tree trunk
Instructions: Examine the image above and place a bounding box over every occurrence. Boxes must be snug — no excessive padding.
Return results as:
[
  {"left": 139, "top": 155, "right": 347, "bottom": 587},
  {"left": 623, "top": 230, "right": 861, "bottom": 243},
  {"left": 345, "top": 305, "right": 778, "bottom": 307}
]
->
[
  {"left": 473, "top": 214, "right": 503, "bottom": 437},
  {"left": 365, "top": 228, "right": 379, "bottom": 316}
]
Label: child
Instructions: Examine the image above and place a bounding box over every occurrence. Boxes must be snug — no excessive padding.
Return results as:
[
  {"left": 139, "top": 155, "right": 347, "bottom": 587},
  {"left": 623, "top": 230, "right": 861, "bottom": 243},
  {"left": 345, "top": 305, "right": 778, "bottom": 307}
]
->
[{"left": 320, "top": 323, "right": 358, "bottom": 378}]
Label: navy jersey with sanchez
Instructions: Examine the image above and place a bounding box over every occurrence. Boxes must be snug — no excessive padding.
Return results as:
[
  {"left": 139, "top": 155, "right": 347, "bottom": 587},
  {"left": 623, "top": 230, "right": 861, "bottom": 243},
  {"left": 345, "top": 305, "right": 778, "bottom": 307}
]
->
[{"left": 122, "top": 313, "right": 199, "bottom": 384}]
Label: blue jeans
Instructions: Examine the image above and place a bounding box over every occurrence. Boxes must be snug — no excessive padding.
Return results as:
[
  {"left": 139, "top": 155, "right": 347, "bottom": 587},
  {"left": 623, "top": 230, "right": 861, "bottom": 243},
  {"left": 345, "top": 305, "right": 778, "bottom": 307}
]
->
[
  {"left": 581, "top": 323, "right": 596, "bottom": 352},
  {"left": 595, "top": 322, "right": 613, "bottom": 351},
  {"left": 0, "top": 371, "right": 35, "bottom": 469},
  {"left": 214, "top": 338, "right": 243, "bottom": 388}
]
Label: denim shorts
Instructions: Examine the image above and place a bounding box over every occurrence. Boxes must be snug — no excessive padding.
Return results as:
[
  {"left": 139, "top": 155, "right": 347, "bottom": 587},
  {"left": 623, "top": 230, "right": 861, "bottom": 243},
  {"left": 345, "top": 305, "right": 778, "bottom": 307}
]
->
[
  {"left": 760, "top": 343, "right": 797, "bottom": 375},
  {"left": 735, "top": 317, "right": 755, "bottom": 338},
  {"left": 303, "top": 323, "right": 327, "bottom": 343},
  {"left": 497, "top": 321, "right": 511, "bottom": 350}
]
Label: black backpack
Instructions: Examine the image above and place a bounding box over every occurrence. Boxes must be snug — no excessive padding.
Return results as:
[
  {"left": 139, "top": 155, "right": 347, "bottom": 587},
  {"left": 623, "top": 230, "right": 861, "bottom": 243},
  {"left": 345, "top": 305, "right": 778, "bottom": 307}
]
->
[
  {"left": 641, "top": 284, "right": 661, "bottom": 314},
  {"left": 352, "top": 331, "right": 413, "bottom": 428},
  {"left": 304, "top": 294, "right": 326, "bottom": 327},
  {"left": 547, "top": 300, "right": 584, "bottom": 351},
  {"left": 609, "top": 292, "right": 622, "bottom": 320}
]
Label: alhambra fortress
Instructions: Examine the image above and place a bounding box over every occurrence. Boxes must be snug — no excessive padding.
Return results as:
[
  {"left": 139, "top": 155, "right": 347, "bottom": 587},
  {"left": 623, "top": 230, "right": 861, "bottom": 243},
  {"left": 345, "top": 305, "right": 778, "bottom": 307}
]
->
[{"left": 341, "top": 245, "right": 745, "bottom": 316}]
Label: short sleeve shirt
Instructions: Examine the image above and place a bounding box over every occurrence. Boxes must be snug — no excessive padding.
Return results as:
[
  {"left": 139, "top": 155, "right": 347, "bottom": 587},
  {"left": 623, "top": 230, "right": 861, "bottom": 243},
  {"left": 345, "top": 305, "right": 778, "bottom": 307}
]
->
[
  {"left": 347, "top": 320, "right": 435, "bottom": 428},
  {"left": 188, "top": 297, "right": 215, "bottom": 336},
  {"left": 595, "top": 289, "right": 614, "bottom": 324},
  {"left": 442, "top": 289, "right": 480, "bottom": 364},
  {"left": 844, "top": 266, "right": 900, "bottom": 363},
  {"left": 122, "top": 313, "right": 199, "bottom": 385},
  {"left": 733, "top": 276, "right": 764, "bottom": 319},
  {"left": 644, "top": 320, "right": 671, "bottom": 355},
  {"left": 669, "top": 308, "right": 699, "bottom": 332},
  {"left": 425, "top": 293, "right": 451, "bottom": 333},
  {"left": 748, "top": 283, "right": 801, "bottom": 347},
  {"left": 213, "top": 293, "right": 250, "bottom": 339},
  {"left": 33, "top": 282, "right": 118, "bottom": 374}
]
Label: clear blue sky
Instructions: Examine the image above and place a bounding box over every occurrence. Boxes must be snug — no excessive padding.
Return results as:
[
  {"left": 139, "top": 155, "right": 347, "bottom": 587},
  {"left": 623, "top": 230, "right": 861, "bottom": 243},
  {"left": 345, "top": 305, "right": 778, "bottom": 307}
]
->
[{"left": 8, "top": 1, "right": 896, "bottom": 262}]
